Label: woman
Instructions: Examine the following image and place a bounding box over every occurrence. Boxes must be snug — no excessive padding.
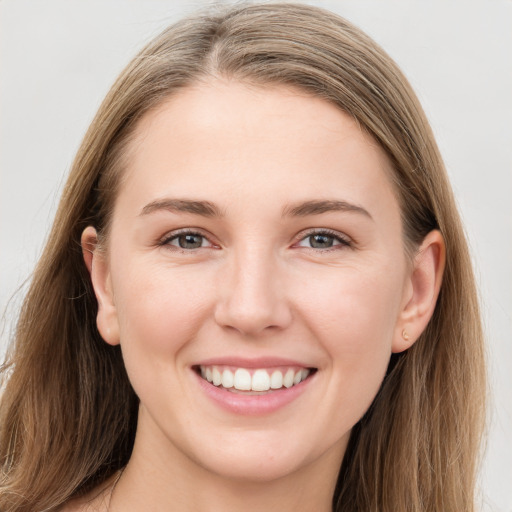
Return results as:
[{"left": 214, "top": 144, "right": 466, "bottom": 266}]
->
[{"left": 0, "top": 3, "right": 486, "bottom": 511}]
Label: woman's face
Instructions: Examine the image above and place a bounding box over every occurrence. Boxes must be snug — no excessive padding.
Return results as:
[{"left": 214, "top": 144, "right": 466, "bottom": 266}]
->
[{"left": 91, "top": 81, "right": 418, "bottom": 483}]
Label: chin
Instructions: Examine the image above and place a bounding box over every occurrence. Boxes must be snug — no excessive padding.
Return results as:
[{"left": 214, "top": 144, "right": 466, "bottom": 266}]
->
[
  {"left": 198, "top": 451, "right": 309, "bottom": 483},
  {"left": 182, "top": 428, "right": 347, "bottom": 485}
]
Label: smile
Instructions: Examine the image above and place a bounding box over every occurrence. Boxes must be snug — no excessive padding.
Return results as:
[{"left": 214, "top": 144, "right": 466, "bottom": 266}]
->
[
  {"left": 198, "top": 365, "right": 312, "bottom": 393},
  {"left": 193, "top": 361, "right": 317, "bottom": 415}
]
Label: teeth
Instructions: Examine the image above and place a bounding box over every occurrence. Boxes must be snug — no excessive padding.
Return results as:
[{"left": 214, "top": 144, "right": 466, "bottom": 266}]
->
[
  {"left": 212, "top": 367, "right": 222, "bottom": 386},
  {"left": 221, "top": 369, "right": 234, "bottom": 388},
  {"left": 270, "top": 370, "right": 283, "bottom": 389},
  {"left": 234, "top": 368, "right": 252, "bottom": 391},
  {"left": 283, "top": 369, "right": 294, "bottom": 388},
  {"left": 199, "top": 365, "right": 311, "bottom": 392},
  {"left": 252, "top": 369, "right": 270, "bottom": 391}
]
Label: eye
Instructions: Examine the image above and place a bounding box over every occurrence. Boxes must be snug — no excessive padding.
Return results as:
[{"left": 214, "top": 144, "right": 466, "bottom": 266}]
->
[
  {"left": 296, "top": 230, "right": 351, "bottom": 250},
  {"left": 160, "top": 230, "right": 215, "bottom": 250}
]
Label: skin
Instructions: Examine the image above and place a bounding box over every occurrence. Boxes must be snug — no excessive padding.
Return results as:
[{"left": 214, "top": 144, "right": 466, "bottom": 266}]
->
[{"left": 76, "top": 80, "right": 445, "bottom": 512}]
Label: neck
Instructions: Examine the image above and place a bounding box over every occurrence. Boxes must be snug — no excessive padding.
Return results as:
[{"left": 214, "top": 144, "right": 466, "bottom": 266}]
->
[{"left": 110, "top": 413, "right": 345, "bottom": 512}]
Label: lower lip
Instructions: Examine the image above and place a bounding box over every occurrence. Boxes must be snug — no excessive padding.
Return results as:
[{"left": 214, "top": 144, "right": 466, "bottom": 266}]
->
[{"left": 194, "top": 370, "right": 314, "bottom": 415}]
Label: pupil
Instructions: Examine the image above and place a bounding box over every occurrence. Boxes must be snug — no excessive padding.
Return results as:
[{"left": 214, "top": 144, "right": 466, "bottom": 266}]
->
[
  {"left": 310, "top": 234, "right": 333, "bottom": 248},
  {"left": 179, "top": 234, "right": 203, "bottom": 249}
]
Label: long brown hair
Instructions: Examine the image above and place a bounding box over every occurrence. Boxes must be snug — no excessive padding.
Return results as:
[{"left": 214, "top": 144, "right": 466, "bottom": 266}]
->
[{"left": 0, "top": 3, "right": 486, "bottom": 511}]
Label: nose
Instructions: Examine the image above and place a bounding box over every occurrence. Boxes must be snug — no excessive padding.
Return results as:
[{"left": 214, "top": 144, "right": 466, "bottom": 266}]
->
[{"left": 214, "top": 248, "right": 292, "bottom": 337}]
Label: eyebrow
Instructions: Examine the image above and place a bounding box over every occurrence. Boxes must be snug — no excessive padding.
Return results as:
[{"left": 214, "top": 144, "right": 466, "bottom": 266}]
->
[
  {"left": 140, "top": 199, "right": 223, "bottom": 217},
  {"left": 139, "top": 197, "right": 372, "bottom": 220},
  {"left": 282, "top": 199, "right": 373, "bottom": 220}
]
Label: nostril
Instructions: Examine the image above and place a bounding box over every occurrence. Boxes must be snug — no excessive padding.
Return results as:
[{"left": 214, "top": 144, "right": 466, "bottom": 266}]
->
[{"left": 213, "top": 300, "right": 293, "bottom": 336}]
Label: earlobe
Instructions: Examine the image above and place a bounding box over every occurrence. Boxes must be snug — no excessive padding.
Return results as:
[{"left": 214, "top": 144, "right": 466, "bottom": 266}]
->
[
  {"left": 392, "top": 230, "right": 446, "bottom": 353},
  {"left": 81, "top": 226, "right": 120, "bottom": 346}
]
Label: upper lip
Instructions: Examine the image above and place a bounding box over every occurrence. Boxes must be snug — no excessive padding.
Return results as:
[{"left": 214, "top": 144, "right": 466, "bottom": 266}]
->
[{"left": 193, "top": 356, "right": 313, "bottom": 369}]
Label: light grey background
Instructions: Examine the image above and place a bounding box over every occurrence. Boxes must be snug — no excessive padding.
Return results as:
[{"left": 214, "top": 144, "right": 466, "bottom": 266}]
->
[{"left": 1, "top": 1, "right": 511, "bottom": 510}]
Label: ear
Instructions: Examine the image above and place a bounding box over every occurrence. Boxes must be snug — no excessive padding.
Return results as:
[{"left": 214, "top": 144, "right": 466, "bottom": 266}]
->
[
  {"left": 81, "top": 226, "right": 120, "bottom": 346},
  {"left": 392, "top": 230, "right": 446, "bottom": 353}
]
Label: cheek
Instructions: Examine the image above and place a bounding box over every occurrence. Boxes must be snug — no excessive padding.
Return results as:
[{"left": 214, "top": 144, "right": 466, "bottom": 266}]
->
[
  {"left": 301, "top": 273, "right": 402, "bottom": 434},
  {"left": 111, "top": 259, "right": 214, "bottom": 374},
  {"left": 298, "top": 261, "right": 403, "bottom": 341},
  {"left": 295, "top": 263, "right": 404, "bottom": 391}
]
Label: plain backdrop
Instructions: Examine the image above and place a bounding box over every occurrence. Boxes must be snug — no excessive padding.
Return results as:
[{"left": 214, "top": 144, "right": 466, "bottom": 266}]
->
[{"left": 1, "top": 1, "right": 511, "bottom": 510}]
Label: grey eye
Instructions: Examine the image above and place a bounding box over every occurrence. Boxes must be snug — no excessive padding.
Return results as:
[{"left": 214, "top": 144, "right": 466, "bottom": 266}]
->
[
  {"left": 308, "top": 234, "right": 335, "bottom": 248},
  {"left": 296, "top": 231, "right": 350, "bottom": 250},
  {"left": 173, "top": 234, "right": 205, "bottom": 249}
]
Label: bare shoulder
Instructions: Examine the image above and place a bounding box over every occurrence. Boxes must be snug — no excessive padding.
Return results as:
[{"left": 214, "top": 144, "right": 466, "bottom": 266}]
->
[
  {"left": 58, "top": 493, "right": 106, "bottom": 512},
  {"left": 58, "top": 498, "right": 101, "bottom": 512},
  {"left": 57, "top": 474, "right": 119, "bottom": 512}
]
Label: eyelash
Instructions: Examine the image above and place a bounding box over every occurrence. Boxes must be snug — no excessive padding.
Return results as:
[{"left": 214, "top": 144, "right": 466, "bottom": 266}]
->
[
  {"left": 158, "top": 228, "right": 352, "bottom": 253},
  {"left": 295, "top": 228, "right": 352, "bottom": 251},
  {"left": 158, "top": 229, "right": 215, "bottom": 253}
]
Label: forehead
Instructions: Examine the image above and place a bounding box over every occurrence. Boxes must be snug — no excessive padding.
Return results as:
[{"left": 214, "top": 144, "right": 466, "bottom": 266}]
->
[{"left": 115, "top": 80, "right": 399, "bottom": 224}]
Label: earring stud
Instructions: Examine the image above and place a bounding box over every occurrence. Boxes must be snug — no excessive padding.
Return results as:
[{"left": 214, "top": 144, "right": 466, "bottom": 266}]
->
[{"left": 402, "top": 329, "right": 409, "bottom": 341}]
